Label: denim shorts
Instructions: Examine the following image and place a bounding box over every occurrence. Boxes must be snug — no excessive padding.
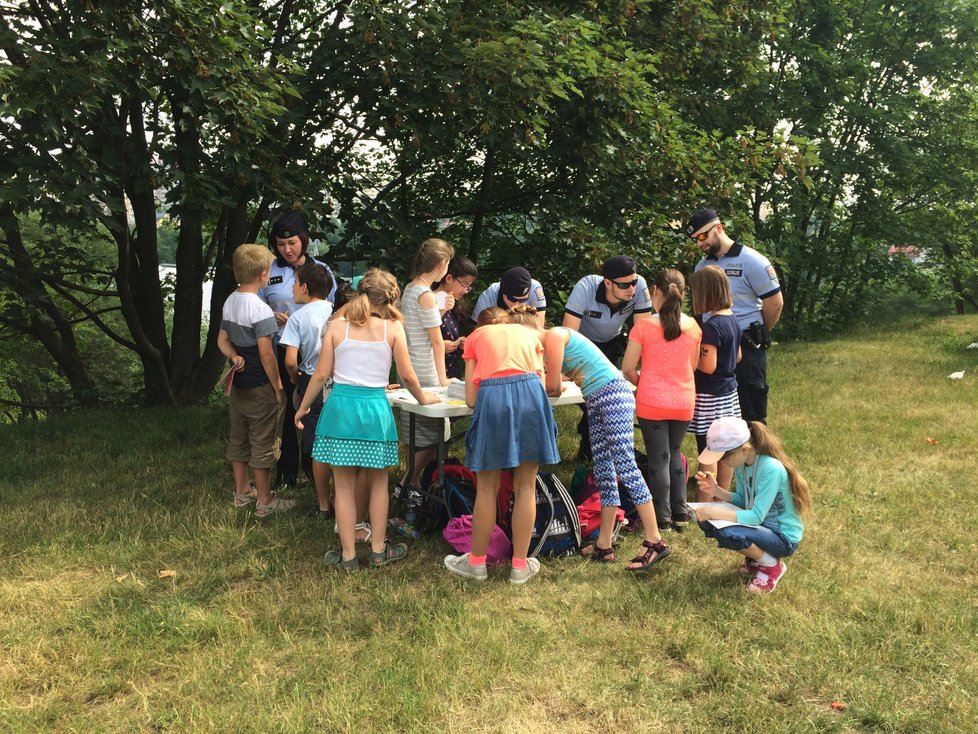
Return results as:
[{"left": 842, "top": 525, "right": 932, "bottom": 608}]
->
[{"left": 698, "top": 521, "right": 798, "bottom": 559}]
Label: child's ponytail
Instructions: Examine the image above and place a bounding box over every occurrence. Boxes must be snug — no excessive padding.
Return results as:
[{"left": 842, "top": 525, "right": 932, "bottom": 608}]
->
[
  {"left": 653, "top": 268, "right": 686, "bottom": 341},
  {"left": 748, "top": 422, "right": 811, "bottom": 517},
  {"left": 345, "top": 268, "right": 403, "bottom": 326}
]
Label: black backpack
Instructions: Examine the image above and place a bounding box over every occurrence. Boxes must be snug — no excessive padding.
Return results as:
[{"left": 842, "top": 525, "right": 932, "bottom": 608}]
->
[
  {"left": 502, "top": 472, "right": 582, "bottom": 558},
  {"left": 415, "top": 459, "right": 478, "bottom": 534}
]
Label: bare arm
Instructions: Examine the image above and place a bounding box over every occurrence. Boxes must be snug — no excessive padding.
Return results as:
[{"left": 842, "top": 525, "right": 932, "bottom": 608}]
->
[
  {"left": 761, "top": 292, "right": 784, "bottom": 331},
  {"left": 631, "top": 311, "right": 652, "bottom": 323},
  {"left": 621, "top": 339, "right": 642, "bottom": 386},
  {"left": 256, "top": 336, "right": 283, "bottom": 401},
  {"left": 217, "top": 329, "right": 245, "bottom": 372},
  {"left": 543, "top": 329, "right": 567, "bottom": 397},
  {"left": 419, "top": 289, "right": 449, "bottom": 386},
  {"left": 535, "top": 309, "right": 546, "bottom": 328},
  {"left": 698, "top": 343, "right": 718, "bottom": 374},
  {"left": 464, "top": 357, "right": 479, "bottom": 408},
  {"left": 284, "top": 346, "right": 300, "bottom": 384},
  {"left": 391, "top": 322, "right": 439, "bottom": 405}
]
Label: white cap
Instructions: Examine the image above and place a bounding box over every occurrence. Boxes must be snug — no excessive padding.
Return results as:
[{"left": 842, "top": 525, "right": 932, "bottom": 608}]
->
[{"left": 698, "top": 417, "right": 750, "bottom": 464}]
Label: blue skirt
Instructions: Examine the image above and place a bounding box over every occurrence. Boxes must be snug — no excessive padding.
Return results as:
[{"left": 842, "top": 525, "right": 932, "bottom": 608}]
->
[{"left": 464, "top": 373, "right": 559, "bottom": 472}]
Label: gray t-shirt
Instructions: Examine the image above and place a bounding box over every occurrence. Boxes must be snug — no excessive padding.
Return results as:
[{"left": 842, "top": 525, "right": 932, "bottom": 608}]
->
[{"left": 471, "top": 279, "right": 547, "bottom": 323}]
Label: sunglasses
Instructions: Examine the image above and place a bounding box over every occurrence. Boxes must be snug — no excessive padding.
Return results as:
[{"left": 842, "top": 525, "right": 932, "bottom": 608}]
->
[
  {"left": 611, "top": 279, "right": 638, "bottom": 289},
  {"left": 506, "top": 295, "right": 530, "bottom": 303},
  {"left": 693, "top": 223, "right": 719, "bottom": 242}
]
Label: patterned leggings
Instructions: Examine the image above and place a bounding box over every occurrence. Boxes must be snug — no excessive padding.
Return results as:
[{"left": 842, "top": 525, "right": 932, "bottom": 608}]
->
[{"left": 587, "top": 379, "right": 652, "bottom": 508}]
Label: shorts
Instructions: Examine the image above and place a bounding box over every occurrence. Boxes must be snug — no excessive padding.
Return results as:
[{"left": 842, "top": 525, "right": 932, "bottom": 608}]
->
[{"left": 226, "top": 383, "right": 285, "bottom": 469}]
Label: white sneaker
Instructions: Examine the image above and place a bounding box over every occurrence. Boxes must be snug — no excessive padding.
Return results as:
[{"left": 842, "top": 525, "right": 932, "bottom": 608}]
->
[
  {"left": 444, "top": 553, "right": 488, "bottom": 581},
  {"left": 509, "top": 557, "right": 541, "bottom": 585}
]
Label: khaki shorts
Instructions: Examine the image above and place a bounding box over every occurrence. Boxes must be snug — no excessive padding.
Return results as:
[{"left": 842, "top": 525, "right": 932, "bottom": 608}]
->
[{"left": 226, "top": 383, "right": 285, "bottom": 469}]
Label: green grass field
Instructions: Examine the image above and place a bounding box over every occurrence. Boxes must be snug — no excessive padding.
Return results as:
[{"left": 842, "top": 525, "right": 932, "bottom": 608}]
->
[{"left": 2, "top": 315, "right": 977, "bottom": 733}]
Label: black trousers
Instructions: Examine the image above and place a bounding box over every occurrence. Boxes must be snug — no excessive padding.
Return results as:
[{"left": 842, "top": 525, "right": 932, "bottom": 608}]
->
[
  {"left": 275, "top": 344, "right": 301, "bottom": 482},
  {"left": 736, "top": 338, "right": 769, "bottom": 423}
]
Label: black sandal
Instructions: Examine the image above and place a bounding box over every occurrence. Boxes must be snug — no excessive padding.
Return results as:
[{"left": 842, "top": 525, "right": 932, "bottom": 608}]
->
[
  {"left": 585, "top": 544, "right": 616, "bottom": 563},
  {"left": 626, "top": 539, "right": 671, "bottom": 571}
]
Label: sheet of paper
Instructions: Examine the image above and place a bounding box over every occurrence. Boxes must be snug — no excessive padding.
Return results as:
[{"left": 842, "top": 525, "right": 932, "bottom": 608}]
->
[{"left": 686, "top": 501, "right": 760, "bottom": 529}]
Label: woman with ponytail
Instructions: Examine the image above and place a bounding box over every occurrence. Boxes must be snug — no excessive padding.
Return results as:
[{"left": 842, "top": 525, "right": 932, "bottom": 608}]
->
[
  {"left": 622, "top": 269, "right": 701, "bottom": 534},
  {"left": 694, "top": 418, "right": 811, "bottom": 593}
]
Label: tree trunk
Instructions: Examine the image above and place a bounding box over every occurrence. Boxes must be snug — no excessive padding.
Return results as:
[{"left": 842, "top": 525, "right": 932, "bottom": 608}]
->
[{"left": 0, "top": 209, "right": 98, "bottom": 407}]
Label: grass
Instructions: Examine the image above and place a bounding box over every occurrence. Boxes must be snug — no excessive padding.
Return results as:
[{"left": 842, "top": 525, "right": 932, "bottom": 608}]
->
[{"left": 2, "top": 314, "right": 978, "bottom": 733}]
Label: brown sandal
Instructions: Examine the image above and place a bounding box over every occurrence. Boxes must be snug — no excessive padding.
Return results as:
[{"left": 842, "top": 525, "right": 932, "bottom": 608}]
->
[{"left": 626, "top": 539, "right": 671, "bottom": 571}]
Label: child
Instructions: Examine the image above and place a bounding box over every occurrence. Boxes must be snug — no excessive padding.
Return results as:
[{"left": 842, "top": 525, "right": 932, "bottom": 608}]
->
[
  {"left": 694, "top": 417, "right": 811, "bottom": 593},
  {"left": 295, "top": 269, "right": 438, "bottom": 571},
  {"left": 513, "top": 308, "right": 671, "bottom": 571},
  {"left": 280, "top": 262, "right": 334, "bottom": 518},
  {"left": 689, "top": 265, "right": 742, "bottom": 497},
  {"left": 444, "top": 304, "right": 560, "bottom": 584},
  {"left": 397, "top": 238, "right": 454, "bottom": 493},
  {"left": 217, "top": 244, "right": 295, "bottom": 517},
  {"left": 433, "top": 256, "right": 478, "bottom": 379},
  {"left": 621, "top": 268, "right": 701, "bottom": 532}
]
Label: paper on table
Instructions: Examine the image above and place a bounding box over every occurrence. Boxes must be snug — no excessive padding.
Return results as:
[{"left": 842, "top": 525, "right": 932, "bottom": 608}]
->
[{"left": 686, "top": 501, "right": 760, "bottom": 530}]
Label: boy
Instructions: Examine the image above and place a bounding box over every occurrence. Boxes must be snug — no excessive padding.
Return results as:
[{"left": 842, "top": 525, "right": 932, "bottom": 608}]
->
[
  {"left": 217, "top": 244, "right": 296, "bottom": 517},
  {"left": 279, "top": 262, "right": 334, "bottom": 517}
]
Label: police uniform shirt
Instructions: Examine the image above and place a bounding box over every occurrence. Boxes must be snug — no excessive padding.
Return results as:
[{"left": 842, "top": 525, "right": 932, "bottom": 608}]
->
[
  {"left": 258, "top": 256, "right": 338, "bottom": 340},
  {"left": 563, "top": 274, "right": 653, "bottom": 344},
  {"left": 695, "top": 241, "right": 780, "bottom": 329},
  {"left": 471, "top": 279, "right": 547, "bottom": 323}
]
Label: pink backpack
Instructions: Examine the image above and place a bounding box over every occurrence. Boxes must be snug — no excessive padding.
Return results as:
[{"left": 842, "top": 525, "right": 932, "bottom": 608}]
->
[{"left": 443, "top": 515, "right": 512, "bottom": 567}]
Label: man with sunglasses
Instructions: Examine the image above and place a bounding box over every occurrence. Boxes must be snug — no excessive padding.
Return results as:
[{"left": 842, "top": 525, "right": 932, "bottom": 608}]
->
[
  {"left": 471, "top": 266, "right": 547, "bottom": 326},
  {"left": 563, "top": 255, "right": 653, "bottom": 460},
  {"left": 686, "top": 208, "right": 783, "bottom": 424}
]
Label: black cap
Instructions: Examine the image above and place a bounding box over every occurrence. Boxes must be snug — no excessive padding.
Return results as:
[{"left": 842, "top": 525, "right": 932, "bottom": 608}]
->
[
  {"left": 601, "top": 256, "right": 637, "bottom": 280},
  {"left": 499, "top": 267, "right": 532, "bottom": 299},
  {"left": 685, "top": 208, "right": 720, "bottom": 238},
  {"left": 271, "top": 210, "right": 306, "bottom": 239}
]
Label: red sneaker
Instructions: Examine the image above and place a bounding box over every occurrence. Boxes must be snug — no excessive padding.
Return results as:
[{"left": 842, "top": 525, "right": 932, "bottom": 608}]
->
[{"left": 747, "top": 560, "right": 787, "bottom": 594}]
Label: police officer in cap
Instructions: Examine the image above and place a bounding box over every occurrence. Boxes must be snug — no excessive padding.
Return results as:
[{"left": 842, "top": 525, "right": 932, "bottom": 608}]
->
[
  {"left": 471, "top": 266, "right": 547, "bottom": 326},
  {"left": 687, "top": 208, "right": 783, "bottom": 424},
  {"left": 563, "top": 255, "right": 653, "bottom": 460},
  {"left": 259, "top": 210, "right": 338, "bottom": 490}
]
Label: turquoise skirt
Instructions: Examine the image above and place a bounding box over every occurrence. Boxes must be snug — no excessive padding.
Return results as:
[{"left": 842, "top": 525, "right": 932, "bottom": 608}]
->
[{"left": 313, "top": 384, "right": 399, "bottom": 468}]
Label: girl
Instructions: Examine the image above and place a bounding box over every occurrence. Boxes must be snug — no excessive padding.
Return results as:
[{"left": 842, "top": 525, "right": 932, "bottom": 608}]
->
[
  {"left": 694, "top": 417, "right": 811, "bottom": 594},
  {"left": 515, "top": 309, "right": 671, "bottom": 571},
  {"left": 397, "top": 238, "right": 454, "bottom": 492},
  {"left": 622, "top": 269, "right": 701, "bottom": 532},
  {"left": 689, "top": 265, "right": 742, "bottom": 497},
  {"left": 295, "top": 269, "right": 438, "bottom": 571},
  {"left": 433, "top": 256, "right": 479, "bottom": 379},
  {"left": 443, "top": 304, "right": 560, "bottom": 584}
]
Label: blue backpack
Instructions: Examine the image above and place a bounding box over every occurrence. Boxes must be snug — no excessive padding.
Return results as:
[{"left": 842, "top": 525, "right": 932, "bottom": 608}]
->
[{"left": 502, "top": 473, "right": 581, "bottom": 558}]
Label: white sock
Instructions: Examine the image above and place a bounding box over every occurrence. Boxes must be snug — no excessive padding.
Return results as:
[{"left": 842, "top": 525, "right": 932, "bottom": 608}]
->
[{"left": 756, "top": 552, "right": 777, "bottom": 568}]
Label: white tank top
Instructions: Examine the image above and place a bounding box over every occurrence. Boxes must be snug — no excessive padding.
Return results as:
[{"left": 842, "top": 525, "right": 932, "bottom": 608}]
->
[{"left": 332, "top": 319, "right": 393, "bottom": 388}]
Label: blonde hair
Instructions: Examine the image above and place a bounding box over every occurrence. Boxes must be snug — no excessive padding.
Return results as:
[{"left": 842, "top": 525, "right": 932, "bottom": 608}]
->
[
  {"left": 653, "top": 268, "right": 686, "bottom": 341},
  {"left": 506, "top": 303, "right": 539, "bottom": 327},
  {"left": 412, "top": 237, "right": 455, "bottom": 276},
  {"left": 232, "top": 244, "right": 275, "bottom": 284},
  {"left": 476, "top": 306, "right": 508, "bottom": 328},
  {"left": 343, "top": 268, "right": 403, "bottom": 325},
  {"left": 748, "top": 422, "right": 812, "bottom": 518},
  {"left": 691, "top": 265, "right": 732, "bottom": 314}
]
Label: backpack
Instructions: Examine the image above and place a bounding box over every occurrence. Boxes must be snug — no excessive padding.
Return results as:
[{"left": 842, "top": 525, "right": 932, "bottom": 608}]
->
[
  {"left": 415, "top": 459, "right": 478, "bottom": 533},
  {"left": 501, "top": 472, "right": 582, "bottom": 558}
]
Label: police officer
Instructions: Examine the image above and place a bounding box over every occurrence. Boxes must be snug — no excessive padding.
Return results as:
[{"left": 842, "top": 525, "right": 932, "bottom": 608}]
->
[
  {"left": 259, "top": 210, "right": 337, "bottom": 490},
  {"left": 563, "top": 256, "right": 653, "bottom": 461},
  {"left": 687, "top": 208, "right": 783, "bottom": 423},
  {"left": 471, "top": 266, "right": 546, "bottom": 326}
]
